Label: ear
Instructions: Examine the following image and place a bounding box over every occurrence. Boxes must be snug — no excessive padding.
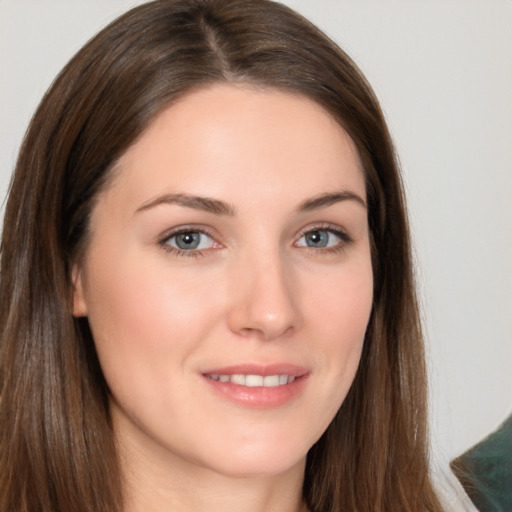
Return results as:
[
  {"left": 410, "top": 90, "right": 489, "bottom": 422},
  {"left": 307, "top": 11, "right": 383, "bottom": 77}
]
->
[{"left": 71, "top": 264, "right": 88, "bottom": 317}]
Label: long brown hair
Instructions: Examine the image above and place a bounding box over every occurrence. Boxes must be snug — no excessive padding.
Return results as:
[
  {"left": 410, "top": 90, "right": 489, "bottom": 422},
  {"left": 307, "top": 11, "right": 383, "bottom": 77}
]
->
[{"left": 0, "top": 1, "right": 443, "bottom": 511}]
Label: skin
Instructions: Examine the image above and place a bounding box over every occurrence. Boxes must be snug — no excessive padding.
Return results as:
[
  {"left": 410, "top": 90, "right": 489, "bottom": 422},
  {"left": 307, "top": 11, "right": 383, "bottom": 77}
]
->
[{"left": 73, "top": 84, "right": 373, "bottom": 512}]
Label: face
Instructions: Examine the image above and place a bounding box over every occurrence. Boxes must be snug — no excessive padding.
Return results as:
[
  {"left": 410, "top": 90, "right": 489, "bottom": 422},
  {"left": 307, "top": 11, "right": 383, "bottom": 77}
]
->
[{"left": 73, "top": 84, "right": 373, "bottom": 479}]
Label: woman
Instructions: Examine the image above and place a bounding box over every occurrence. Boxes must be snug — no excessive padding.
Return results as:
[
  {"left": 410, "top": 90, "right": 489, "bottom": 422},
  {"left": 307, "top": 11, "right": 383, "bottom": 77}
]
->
[{"left": 0, "top": 1, "right": 444, "bottom": 511}]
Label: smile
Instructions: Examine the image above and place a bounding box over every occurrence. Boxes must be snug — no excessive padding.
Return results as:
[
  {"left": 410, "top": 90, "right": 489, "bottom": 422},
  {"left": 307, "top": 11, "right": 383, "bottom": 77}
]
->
[
  {"left": 201, "top": 364, "right": 309, "bottom": 408},
  {"left": 205, "top": 374, "right": 296, "bottom": 387}
]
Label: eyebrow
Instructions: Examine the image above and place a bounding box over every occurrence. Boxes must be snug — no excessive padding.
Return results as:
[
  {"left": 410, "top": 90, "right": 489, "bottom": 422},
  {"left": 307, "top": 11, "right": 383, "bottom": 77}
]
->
[
  {"left": 136, "top": 193, "right": 236, "bottom": 216},
  {"left": 135, "top": 189, "right": 366, "bottom": 216},
  {"left": 296, "top": 191, "right": 367, "bottom": 211}
]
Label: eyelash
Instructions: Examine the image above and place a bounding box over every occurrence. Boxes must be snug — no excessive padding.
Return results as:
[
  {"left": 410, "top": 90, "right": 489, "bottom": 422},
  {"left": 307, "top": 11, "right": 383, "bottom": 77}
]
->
[
  {"left": 294, "top": 223, "right": 353, "bottom": 255},
  {"left": 157, "top": 224, "right": 353, "bottom": 258},
  {"left": 157, "top": 226, "right": 217, "bottom": 258}
]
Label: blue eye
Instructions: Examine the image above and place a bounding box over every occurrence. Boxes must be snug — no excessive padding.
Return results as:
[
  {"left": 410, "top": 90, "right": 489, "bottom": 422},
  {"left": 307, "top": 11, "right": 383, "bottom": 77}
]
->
[
  {"left": 296, "top": 228, "right": 345, "bottom": 249},
  {"left": 164, "top": 231, "right": 215, "bottom": 251}
]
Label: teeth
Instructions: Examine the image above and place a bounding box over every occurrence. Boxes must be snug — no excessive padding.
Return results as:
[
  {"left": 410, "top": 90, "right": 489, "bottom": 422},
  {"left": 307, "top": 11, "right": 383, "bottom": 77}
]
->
[
  {"left": 246, "top": 375, "right": 263, "bottom": 387},
  {"left": 231, "top": 374, "right": 246, "bottom": 385},
  {"left": 207, "top": 373, "right": 296, "bottom": 387},
  {"left": 263, "top": 375, "right": 279, "bottom": 387}
]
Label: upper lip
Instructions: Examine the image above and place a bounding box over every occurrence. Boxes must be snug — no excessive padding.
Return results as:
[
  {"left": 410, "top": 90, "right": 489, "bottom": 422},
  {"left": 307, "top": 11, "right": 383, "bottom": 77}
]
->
[{"left": 201, "top": 363, "right": 309, "bottom": 377}]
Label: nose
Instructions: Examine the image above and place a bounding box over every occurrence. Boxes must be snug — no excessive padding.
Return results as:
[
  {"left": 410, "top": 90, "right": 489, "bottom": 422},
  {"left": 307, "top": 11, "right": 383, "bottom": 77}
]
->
[{"left": 227, "top": 250, "right": 301, "bottom": 341}]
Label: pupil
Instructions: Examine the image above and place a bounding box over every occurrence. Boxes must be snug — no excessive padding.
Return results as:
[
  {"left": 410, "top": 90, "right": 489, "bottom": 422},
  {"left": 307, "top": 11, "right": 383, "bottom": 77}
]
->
[
  {"left": 176, "top": 232, "right": 199, "bottom": 249},
  {"left": 307, "top": 230, "right": 327, "bottom": 247}
]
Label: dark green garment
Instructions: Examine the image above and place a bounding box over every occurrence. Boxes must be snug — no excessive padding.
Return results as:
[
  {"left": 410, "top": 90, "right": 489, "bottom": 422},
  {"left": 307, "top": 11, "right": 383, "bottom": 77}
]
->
[{"left": 451, "top": 414, "right": 512, "bottom": 512}]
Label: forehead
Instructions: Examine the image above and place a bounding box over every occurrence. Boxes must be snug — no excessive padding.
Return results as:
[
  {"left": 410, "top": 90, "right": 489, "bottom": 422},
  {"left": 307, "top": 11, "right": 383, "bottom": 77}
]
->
[{"left": 108, "top": 83, "right": 366, "bottom": 211}]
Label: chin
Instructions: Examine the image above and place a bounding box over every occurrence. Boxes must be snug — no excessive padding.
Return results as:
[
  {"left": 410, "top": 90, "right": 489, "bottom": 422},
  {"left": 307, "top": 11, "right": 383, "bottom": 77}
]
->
[
  {"left": 205, "top": 454, "right": 306, "bottom": 479},
  {"left": 195, "top": 434, "right": 310, "bottom": 479}
]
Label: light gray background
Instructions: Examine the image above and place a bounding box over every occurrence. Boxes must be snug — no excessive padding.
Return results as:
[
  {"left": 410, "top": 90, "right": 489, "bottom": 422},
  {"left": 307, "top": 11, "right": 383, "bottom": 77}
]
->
[{"left": 1, "top": 0, "right": 511, "bottom": 469}]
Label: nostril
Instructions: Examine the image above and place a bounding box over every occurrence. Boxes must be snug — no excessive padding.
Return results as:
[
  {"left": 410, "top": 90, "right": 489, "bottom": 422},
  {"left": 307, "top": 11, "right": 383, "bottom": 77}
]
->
[
  {"left": 236, "top": 319, "right": 295, "bottom": 341},
  {"left": 226, "top": 260, "right": 301, "bottom": 340}
]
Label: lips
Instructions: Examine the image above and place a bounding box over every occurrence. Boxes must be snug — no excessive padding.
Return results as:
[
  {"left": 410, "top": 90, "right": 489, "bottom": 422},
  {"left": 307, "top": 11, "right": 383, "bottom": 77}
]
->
[{"left": 201, "top": 364, "right": 309, "bottom": 408}]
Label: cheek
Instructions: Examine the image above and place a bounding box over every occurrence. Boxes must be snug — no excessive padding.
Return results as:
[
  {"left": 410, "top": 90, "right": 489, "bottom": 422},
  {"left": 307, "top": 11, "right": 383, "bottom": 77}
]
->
[
  {"left": 277, "top": 257, "right": 373, "bottom": 448},
  {"left": 80, "top": 253, "right": 231, "bottom": 447},
  {"left": 80, "top": 249, "right": 223, "bottom": 394},
  {"left": 305, "top": 258, "right": 373, "bottom": 390},
  {"left": 84, "top": 249, "right": 214, "bottom": 336},
  {"left": 309, "top": 257, "right": 373, "bottom": 344}
]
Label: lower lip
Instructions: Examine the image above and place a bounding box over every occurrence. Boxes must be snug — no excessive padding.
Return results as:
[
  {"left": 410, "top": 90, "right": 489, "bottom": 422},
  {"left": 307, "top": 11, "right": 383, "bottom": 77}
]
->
[{"left": 202, "top": 374, "right": 309, "bottom": 409}]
